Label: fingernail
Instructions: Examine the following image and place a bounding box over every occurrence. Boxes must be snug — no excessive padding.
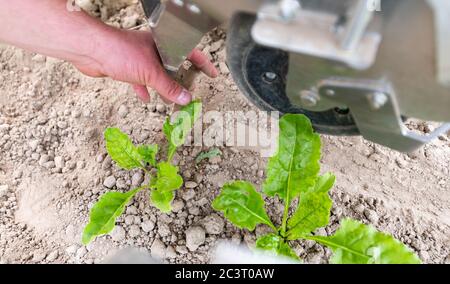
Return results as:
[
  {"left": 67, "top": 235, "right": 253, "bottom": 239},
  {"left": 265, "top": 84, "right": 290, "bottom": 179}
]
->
[
  {"left": 177, "top": 89, "right": 192, "bottom": 105},
  {"left": 212, "top": 68, "right": 219, "bottom": 78}
]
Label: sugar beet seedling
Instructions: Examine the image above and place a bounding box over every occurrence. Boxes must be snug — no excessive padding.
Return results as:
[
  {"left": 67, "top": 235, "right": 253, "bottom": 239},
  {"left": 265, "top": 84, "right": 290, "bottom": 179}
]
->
[
  {"left": 82, "top": 100, "right": 202, "bottom": 245},
  {"left": 213, "top": 114, "right": 421, "bottom": 264}
]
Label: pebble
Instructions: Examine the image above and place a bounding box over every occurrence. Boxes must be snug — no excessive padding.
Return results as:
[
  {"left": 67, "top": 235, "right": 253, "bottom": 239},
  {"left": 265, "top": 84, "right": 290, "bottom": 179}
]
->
[
  {"left": 54, "top": 156, "right": 65, "bottom": 169},
  {"left": 103, "top": 176, "right": 116, "bottom": 188},
  {"left": 185, "top": 226, "right": 206, "bottom": 251},
  {"left": 181, "top": 189, "right": 196, "bottom": 201},
  {"left": 29, "top": 140, "right": 40, "bottom": 151},
  {"left": 141, "top": 220, "right": 155, "bottom": 233},
  {"left": 201, "top": 214, "right": 224, "bottom": 235},
  {"left": 0, "top": 185, "right": 8, "bottom": 198},
  {"left": 128, "top": 225, "right": 141, "bottom": 238},
  {"left": 364, "top": 209, "right": 379, "bottom": 223},
  {"left": 185, "top": 181, "right": 198, "bottom": 189},
  {"left": 118, "top": 104, "right": 128, "bottom": 118},
  {"left": 57, "top": 121, "right": 68, "bottom": 129},
  {"left": 172, "top": 199, "right": 184, "bottom": 212},
  {"left": 131, "top": 172, "right": 144, "bottom": 186},
  {"left": 165, "top": 246, "right": 177, "bottom": 259},
  {"left": 65, "top": 245, "right": 79, "bottom": 255},
  {"left": 150, "top": 238, "right": 166, "bottom": 259},
  {"left": 124, "top": 215, "right": 135, "bottom": 225},
  {"left": 353, "top": 203, "right": 365, "bottom": 214},
  {"left": 46, "top": 250, "right": 59, "bottom": 262},
  {"left": 110, "top": 226, "right": 126, "bottom": 242},
  {"left": 77, "top": 160, "right": 86, "bottom": 169},
  {"left": 156, "top": 104, "right": 166, "bottom": 113},
  {"left": 219, "top": 62, "right": 230, "bottom": 75},
  {"left": 44, "top": 161, "right": 56, "bottom": 169},
  {"left": 32, "top": 252, "right": 47, "bottom": 263}
]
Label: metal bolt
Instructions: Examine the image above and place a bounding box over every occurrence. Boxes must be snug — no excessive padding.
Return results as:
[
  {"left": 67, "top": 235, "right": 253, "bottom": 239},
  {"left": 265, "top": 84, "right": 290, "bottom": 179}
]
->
[
  {"left": 172, "top": 0, "right": 184, "bottom": 7},
  {"left": 187, "top": 3, "right": 201, "bottom": 14},
  {"left": 300, "top": 90, "right": 319, "bottom": 107},
  {"left": 262, "top": 72, "right": 278, "bottom": 83},
  {"left": 279, "top": 0, "right": 301, "bottom": 21},
  {"left": 368, "top": 92, "right": 388, "bottom": 110}
]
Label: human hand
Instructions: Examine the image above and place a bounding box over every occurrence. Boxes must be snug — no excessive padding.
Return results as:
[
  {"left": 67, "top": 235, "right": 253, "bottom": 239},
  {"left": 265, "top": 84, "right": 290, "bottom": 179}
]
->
[{"left": 73, "top": 29, "right": 218, "bottom": 105}]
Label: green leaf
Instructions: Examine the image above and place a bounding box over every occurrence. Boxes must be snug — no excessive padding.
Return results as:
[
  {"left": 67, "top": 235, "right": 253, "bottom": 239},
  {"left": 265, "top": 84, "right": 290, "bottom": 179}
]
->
[
  {"left": 286, "top": 173, "right": 335, "bottom": 240},
  {"left": 82, "top": 188, "right": 140, "bottom": 245},
  {"left": 104, "top": 128, "right": 143, "bottom": 170},
  {"left": 195, "top": 148, "right": 222, "bottom": 164},
  {"left": 212, "top": 181, "right": 275, "bottom": 231},
  {"left": 263, "top": 114, "right": 321, "bottom": 206},
  {"left": 256, "top": 233, "right": 300, "bottom": 261},
  {"left": 309, "top": 219, "right": 421, "bottom": 264},
  {"left": 138, "top": 144, "right": 158, "bottom": 167},
  {"left": 163, "top": 100, "right": 202, "bottom": 160},
  {"left": 150, "top": 162, "right": 183, "bottom": 212},
  {"left": 150, "top": 189, "right": 174, "bottom": 213}
]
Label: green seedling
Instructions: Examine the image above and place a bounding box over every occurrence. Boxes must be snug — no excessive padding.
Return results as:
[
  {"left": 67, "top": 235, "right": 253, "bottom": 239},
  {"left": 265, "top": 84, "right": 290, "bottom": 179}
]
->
[
  {"left": 195, "top": 148, "right": 222, "bottom": 164},
  {"left": 82, "top": 100, "right": 202, "bottom": 245},
  {"left": 213, "top": 114, "right": 421, "bottom": 264}
]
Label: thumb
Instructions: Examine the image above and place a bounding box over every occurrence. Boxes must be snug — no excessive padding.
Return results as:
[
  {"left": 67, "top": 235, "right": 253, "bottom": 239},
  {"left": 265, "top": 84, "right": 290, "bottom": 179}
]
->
[{"left": 149, "top": 67, "right": 192, "bottom": 105}]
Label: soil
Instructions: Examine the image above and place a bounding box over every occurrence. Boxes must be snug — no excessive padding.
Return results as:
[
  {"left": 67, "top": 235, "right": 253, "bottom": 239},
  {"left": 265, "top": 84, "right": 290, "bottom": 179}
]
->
[{"left": 0, "top": 0, "right": 449, "bottom": 264}]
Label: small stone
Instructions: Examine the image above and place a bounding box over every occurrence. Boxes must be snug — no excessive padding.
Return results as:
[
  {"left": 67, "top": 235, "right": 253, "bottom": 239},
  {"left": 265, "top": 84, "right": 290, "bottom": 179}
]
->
[
  {"left": 185, "top": 181, "right": 198, "bottom": 189},
  {"left": 96, "top": 154, "right": 105, "bottom": 163},
  {"left": 185, "top": 226, "right": 206, "bottom": 251},
  {"left": 419, "top": 250, "right": 430, "bottom": 262},
  {"left": 201, "top": 214, "right": 224, "bottom": 235},
  {"left": 44, "top": 161, "right": 56, "bottom": 169},
  {"left": 46, "top": 250, "right": 59, "bottom": 262},
  {"left": 118, "top": 104, "right": 128, "bottom": 118},
  {"left": 158, "top": 223, "right": 171, "bottom": 237},
  {"left": 39, "top": 154, "right": 49, "bottom": 166},
  {"left": 175, "top": 245, "right": 188, "bottom": 255},
  {"left": 363, "top": 209, "right": 379, "bottom": 223},
  {"left": 172, "top": 199, "right": 184, "bottom": 212},
  {"left": 32, "top": 54, "right": 46, "bottom": 63},
  {"left": 32, "top": 252, "right": 47, "bottom": 263},
  {"left": 131, "top": 172, "right": 144, "bottom": 186},
  {"left": 156, "top": 104, "right": 166, "bottom": 113},
  {"left": 76, "top": 246, "right": 87, "bottom": 259},
  {"left": 209, "top": 40, "right": 224, "bottom": 52},
  {"left": 54, "top": 156, "right": 65, "bottom": 169},
  {"left": 181, "top": 189, "right": 196, "bottom": 201},
  {"left": 353, "top": 203, "right": 365, "bottom": 214},
  {"left": 141, "top": 220, "right": 155, "bottom": 233},
  {"left": 110, "top": 226, "right": 126, "bottom": 242},
  {"left": 128, "top": 225, "right": 141, "bottom": 238},
  {"left": 0, "top": 185, "right": 8, "bottom": 198},
  {"left": 103, "top": 176, "right": 116, "bottom": 188},
  {"left": 165, "top": 246, "right": 177, "bottom": 259},
  {"left": 57, "top": 121, "right": 68, "bottom": 129},
  {"left": 116, "top": 179, "right": 127, "bottom": 190},
  {"left": 219, "top": 62, "right": 230, "bottom": 75},
  {"left": 126, "top": 205, "right": 138, "bottom": 215},
  {"left": 77, "top": 160, "right": 86, "bottom": 169},
  {"left": 150, "top": 238, "right": 166, "bottom": 259},
  {"left": 124, "top": 215, "right": 135, "bottom": 225},
  {"left": 29, "top": 140, "right": 40, "bottom": 151},
  {"left": 65, "top": 245, "right": 79, "bottom": 255}
]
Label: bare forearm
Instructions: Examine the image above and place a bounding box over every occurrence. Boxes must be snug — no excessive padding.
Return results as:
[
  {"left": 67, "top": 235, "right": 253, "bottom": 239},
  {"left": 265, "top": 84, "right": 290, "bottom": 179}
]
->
[{"left": 0, "top": 0, "right": 112, "bottom": 64}]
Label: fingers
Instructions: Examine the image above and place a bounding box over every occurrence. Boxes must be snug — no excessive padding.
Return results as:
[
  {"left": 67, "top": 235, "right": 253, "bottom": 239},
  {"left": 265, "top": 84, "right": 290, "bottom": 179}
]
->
[
  {"left": 188, "top": 49, "right": 219, "bottom": 78},
  {"left": 132, "top": 84, "right": 151, "bottom": 103},
  {"left": 150, "top": 67, "right": 192, "bottom": 105}
]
